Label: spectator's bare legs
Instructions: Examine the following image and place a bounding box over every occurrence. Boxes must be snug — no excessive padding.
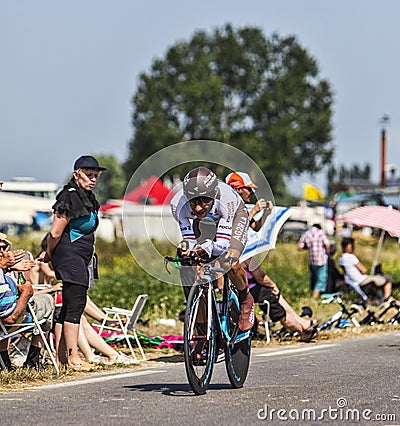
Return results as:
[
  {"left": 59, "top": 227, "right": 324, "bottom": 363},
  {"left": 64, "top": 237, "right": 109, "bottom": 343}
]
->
[
  {"left": 84, "top": 296, "right": 105, "bottom": 322},
  {"left": 78, "top": 316, "right": 119, "bottom": 362},
  {"left": 55, "top": 323, "right": 67, "bottom": 365},
  {"left": 245, "top": 262, "right": 317, "bottom": 337},
  {"left": 382, "top": 281, "right": 393, "bottom": 300},
  {"left": 277, "top": 295, "right": 316, "bottom": 337},
  {"left": 312, "top": 289, "right": 321, "bottom": 299},
  {"left": 63, "top": 322, "right": 81, "bottom": 366},
  {"left": 0, "top": 338, "right": 11, "bottom": 368},
  {"left": 0, "top": 339, "right": 9, "bottom": 352}
]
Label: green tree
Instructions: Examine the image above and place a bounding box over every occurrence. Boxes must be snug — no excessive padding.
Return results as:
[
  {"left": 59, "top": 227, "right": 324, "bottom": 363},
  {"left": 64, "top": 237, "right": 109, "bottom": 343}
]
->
[
  {"left": 125, "top": 24, "right": 334, "bottom": 198},
  {"left": 325, "top": 162, "right": 372, "bottom": 196},
  {"left": 93, "top": 155, "right": 126, "bottom": 204}
]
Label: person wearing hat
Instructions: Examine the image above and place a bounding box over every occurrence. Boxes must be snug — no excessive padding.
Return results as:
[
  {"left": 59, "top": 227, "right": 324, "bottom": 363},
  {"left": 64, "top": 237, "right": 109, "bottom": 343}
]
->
[
  {"left": 44, "top": 155, "right": 106, "bottom": 369},
  {"left": 225, "top": 172, "right": 273, "bottom": 232},
  {"left": 0, "top": 234, "right": 54, "bottom": 371},
  {"left": 226, "top": 172, "right": 319, "bottom": 341}
]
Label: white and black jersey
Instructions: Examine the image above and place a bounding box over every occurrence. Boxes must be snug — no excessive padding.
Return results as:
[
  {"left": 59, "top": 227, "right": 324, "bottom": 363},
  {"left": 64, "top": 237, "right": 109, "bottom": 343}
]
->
[{"left": 170, "top": 181, "right": 249, "bottom": 257}]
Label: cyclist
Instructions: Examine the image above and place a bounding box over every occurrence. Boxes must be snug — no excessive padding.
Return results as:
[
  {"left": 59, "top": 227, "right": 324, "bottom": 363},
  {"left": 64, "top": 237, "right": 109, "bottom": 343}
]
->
[
  {"left": 225, "top": 171, "right": 272, "bottom": 232},
  {"left": 170, "top": 166, "right": 255, "bottom": 332},
  {"left": 226, "top": 171, "right": 319, "bottom": 341}
]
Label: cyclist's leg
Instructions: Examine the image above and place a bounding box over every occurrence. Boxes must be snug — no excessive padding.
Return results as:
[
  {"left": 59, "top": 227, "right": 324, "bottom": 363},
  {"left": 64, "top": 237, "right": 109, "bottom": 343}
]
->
[
  {"left": 179, "top": 265, "right": 197, "bottom": 300},
  {"left": 226, "top": 250, "right": 254, "bottom": 332}
]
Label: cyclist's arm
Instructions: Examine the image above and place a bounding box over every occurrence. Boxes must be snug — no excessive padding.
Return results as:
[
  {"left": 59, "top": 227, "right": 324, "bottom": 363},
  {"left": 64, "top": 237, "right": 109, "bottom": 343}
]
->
[
  {"left": 228, "top": 202, "right": 249, "bottom": 254},
  {"left": 178, "top": 218, "right": 197, "bottom": 249},
  {"left": 171, "top": 193, "right": 197, "bottom": 251}
]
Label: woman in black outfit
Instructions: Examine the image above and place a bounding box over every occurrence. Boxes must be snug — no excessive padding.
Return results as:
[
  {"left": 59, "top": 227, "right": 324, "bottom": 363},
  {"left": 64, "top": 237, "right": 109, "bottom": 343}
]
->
[{"left": 46, "top": 155, "right": 106, "bottom": 369}]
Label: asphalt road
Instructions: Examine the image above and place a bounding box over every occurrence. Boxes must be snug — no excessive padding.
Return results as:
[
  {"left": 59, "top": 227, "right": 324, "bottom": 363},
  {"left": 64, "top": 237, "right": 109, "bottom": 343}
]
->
[{"left": 1, "top": 332, "right": 399, "bottom": 425}]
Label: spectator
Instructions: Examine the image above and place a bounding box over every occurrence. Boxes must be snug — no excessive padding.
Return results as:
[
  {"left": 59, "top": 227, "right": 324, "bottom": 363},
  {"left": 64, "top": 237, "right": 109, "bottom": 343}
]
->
[
  {"left": 0, "top": 236, "right": 54, "bottom": 371},
  {"left": 226, "top": 172, "right": 319, "bottom": 341},
  {"left": 44, "top": 155, "right": 106, "bottom": 370},
  {"left": 225, "top": 171, "right": 272, "bottom": 231},
  {"left": 339, "top": 223, "right": 352, "bottom": 239},
  {"left": 31, "top": 262, "right": 133, "bottom": 366},
  {"left": 325, "top": 242, "right": 345, "bottom": 294},
  {"left": 298, "top": 224, "right": 331, "bottom": 299},
  {"left": 338, "top": 237, "right": 400, "bottom": 306}
]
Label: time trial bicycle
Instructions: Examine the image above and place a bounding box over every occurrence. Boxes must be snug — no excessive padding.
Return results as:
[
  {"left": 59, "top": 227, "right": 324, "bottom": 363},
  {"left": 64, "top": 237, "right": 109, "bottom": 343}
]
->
[{"left": 164, "top": 255, "right": 251, "bottom": 395}]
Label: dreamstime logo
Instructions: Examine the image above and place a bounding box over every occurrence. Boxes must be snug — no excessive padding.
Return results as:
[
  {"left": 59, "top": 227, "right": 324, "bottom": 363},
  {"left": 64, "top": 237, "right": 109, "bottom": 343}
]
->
[
  {"left": 122, "top": 140, "right": 275, "bottom": 285},
  {"left": 257, "top": 398, "right": 397, "bottom": 422}
]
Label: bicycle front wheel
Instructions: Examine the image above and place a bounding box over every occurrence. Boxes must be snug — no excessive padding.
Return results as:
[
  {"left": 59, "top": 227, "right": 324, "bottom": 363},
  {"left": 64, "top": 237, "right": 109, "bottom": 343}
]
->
[
  {"left": 184, "top": 282, "right": 216, "bottom": 395},
  {"left": 224, "top": 293, "right": 251, "bottom": 388}
]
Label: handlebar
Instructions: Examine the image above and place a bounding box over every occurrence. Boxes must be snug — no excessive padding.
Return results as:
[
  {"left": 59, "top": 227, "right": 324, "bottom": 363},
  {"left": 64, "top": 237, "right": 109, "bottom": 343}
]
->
[{"left": 163, "top": 255, "right": 238, "bottom": 274}]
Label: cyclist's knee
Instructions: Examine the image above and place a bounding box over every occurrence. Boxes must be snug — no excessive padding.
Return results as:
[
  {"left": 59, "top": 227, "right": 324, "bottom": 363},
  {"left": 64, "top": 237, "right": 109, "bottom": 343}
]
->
[{"left": 228, "top": 264, "right": 247, "bottom": 291}]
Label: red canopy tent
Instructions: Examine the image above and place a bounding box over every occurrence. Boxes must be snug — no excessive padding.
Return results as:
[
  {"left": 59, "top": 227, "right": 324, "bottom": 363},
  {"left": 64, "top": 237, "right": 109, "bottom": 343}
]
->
[
  {"left": 124, "top": 176, "right": 175, "bottom": 205},
  {"left": 100, "top": 176, "right": 176, "bottom": 213}
]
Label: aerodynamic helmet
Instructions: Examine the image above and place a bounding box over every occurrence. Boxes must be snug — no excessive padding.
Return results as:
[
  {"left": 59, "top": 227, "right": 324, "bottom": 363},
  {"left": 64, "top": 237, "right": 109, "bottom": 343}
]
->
[{"left": 183, "top": 167, "right": 218, "bottom": 200}]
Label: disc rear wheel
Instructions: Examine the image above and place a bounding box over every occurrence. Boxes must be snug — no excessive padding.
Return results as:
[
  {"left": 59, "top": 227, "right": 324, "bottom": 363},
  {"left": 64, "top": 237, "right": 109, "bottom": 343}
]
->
[{"left": 224, "top": 288, "right": 251, "bottom": 388}]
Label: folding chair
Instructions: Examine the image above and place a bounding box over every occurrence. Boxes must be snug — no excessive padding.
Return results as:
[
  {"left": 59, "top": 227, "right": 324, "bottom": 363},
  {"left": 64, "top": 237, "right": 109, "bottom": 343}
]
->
[
  {"left": 0, "top": 301, "right": 60, "bottom": 375},
  {"left": 94, "top": 294, "right": 148, "bottom": 361}
]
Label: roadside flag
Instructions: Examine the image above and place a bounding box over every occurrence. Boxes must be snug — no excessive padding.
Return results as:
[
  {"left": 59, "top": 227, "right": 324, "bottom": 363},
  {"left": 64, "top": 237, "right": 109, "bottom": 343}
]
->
[{"left": 303, "top": 183, "right": 325, "bottom": 201}]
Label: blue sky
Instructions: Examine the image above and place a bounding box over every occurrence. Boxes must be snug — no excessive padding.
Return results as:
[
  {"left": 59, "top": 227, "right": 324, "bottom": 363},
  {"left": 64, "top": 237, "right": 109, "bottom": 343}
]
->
[{"left": 2, "top": 1, "right": 400, "bottom": 196}]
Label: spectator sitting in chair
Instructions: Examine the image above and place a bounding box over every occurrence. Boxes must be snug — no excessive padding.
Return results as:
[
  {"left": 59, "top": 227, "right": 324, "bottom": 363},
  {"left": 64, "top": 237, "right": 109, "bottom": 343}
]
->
[
  {"left": 243, "top": 259, "right": 319, "bottom": 342},
  {"left": 338, "top": 237, "right": 400, "bottom": 306},
  {"left": 0, "top": 234, "right": 54, "bottom": 371}
]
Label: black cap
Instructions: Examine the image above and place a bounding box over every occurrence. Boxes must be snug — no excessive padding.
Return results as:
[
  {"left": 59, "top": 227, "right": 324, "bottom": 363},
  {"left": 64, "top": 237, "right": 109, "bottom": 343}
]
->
[{"left": 73, "top": 155, "right": 107, "bottom": 171}]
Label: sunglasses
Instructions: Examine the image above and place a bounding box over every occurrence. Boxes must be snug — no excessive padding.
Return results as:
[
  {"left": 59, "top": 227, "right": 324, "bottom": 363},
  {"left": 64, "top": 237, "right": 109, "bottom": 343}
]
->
[
  {"left": 0, "top": 245, "right": 8, "bottom": 251},
  {"left": 189, "top": 196, "right": 213, "bottom": 206},
  {"left": 80, "top": 170, "right": 100, "bottom": 180}
]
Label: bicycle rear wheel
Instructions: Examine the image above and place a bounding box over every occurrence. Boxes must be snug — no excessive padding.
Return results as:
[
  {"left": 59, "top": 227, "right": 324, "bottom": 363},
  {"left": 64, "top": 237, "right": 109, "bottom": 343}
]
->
[
  {"left": 224, "top": 288, "right": 251, "bottom": 388},
  {"left": 184, "top": 282, "right": 216, "bottom": 395}
]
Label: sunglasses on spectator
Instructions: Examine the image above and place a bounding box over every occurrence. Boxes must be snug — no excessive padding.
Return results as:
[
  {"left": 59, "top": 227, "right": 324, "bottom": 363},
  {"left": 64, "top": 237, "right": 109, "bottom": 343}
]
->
[
  {"left": 80, "top": 170, "right": 100, "bottom": 180},
  {"left": 189, "top": 196, "right": 213, "bottom": 205},
  {"left": 0, "top": 244, "right": 8, "bottom": 251}
]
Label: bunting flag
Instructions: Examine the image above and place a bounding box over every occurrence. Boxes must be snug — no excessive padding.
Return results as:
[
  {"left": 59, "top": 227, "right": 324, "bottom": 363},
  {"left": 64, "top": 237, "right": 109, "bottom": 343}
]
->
[
  {"left": 303, "top": 183, "right": 325, "bottom": 201},
  {"left": 240, "top": 206, "right": 294, "bottom": 262}
]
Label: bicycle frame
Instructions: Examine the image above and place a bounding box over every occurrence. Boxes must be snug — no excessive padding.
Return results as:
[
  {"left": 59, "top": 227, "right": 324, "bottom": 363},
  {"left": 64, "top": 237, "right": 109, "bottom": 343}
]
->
[
  {"left": 188, "top": 262, "right": 248, "bottom": 347},
  {"left": 164, "top": 255, "right": 251, "bottom": 394}
]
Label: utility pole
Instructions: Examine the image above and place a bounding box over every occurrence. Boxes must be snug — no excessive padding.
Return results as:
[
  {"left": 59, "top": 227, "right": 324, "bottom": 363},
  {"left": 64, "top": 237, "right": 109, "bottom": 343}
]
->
[{"left": 380, "top": 114, "right": 390, "bottom": 188}]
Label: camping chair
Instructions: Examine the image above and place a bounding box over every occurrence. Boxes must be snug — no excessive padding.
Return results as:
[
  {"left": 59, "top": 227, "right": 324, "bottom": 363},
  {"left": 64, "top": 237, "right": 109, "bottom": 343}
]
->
[
  {"left": 0, "top": 301, "right": 60, "bottom": 375},
  {"left": 94, "top": 294, "right": 148, "bottom": 361}
]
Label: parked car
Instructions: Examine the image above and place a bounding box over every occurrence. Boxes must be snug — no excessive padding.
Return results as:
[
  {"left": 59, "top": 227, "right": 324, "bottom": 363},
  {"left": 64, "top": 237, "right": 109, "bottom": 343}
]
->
[{"left": 278, "top": 219, "right": 308, "bottom": 243}]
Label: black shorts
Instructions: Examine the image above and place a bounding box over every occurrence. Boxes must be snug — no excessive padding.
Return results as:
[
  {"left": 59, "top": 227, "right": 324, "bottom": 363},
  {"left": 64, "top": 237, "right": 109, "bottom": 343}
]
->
[{"left": 249, "top": 284, "right": 286, "bottom": 322}]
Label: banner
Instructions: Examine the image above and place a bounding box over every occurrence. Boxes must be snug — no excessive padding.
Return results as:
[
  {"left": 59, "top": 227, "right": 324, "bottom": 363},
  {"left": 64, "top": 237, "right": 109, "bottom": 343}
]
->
[{"left": 240, "top": 206, "right": 294, "bottom": 263}]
